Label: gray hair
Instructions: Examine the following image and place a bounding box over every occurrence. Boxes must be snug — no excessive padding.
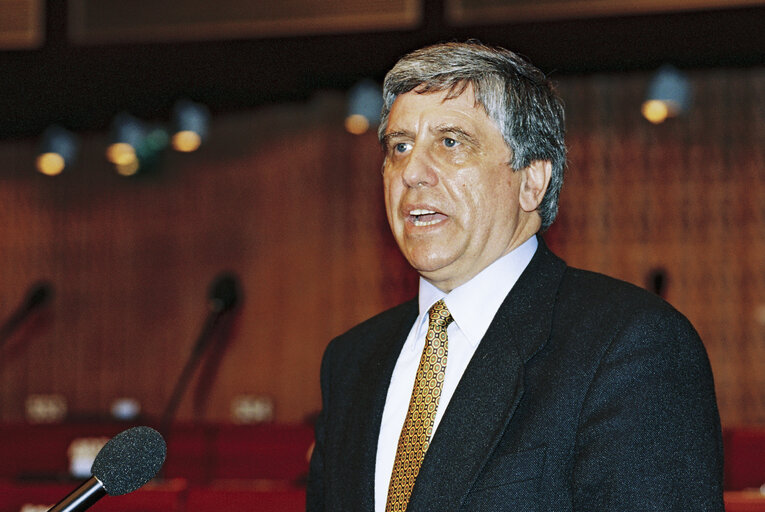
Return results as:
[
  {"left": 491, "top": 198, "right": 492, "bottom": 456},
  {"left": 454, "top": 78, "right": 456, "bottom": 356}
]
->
[{"left": 378, "top": 41, "right": 566, "bottom": 231}]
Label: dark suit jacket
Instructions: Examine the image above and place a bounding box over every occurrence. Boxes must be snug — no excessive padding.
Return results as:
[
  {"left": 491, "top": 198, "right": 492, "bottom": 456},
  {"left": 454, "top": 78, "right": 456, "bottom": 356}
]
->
[{"left": 307, "top": 239, "right": 724, "bottom": 511}]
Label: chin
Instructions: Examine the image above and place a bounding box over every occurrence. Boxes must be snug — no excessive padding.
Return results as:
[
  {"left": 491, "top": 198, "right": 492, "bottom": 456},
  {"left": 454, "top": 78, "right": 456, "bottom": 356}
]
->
[
  {"left": 399, "top": 240, "right": 460, "bottom": 272},
  {"left": 406, "top": 255, "right": 453, "bottom": 277}
]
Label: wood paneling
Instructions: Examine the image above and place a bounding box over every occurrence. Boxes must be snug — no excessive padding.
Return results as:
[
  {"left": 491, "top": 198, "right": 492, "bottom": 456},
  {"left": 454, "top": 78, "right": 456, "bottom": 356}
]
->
[
  {"left": 0, "top": 95, "right": 416, "bottom": 424},
  {"left": 0, "top": 67, "right": 763, "bottom": 426},
  {"left": 446, "top": 0, "right": 765, "bottom": 24},
  {"left": 0, "top": 0, "right": 43, "bottom": 49},
  {"left": 68, "top": 0, "right": 421, "bottom": 44},
  {"left": 549, "top": 67, "right": 765, "bottom": 426}
]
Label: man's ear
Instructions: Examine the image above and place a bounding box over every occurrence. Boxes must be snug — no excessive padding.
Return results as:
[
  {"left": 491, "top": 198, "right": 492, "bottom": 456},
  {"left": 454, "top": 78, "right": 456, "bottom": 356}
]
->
[{"left": 519, "top": 160, "right": 552, "bottom": 213}]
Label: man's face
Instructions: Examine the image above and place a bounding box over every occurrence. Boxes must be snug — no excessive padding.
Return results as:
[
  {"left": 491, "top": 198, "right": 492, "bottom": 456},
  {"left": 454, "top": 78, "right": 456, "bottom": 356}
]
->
[{"left": 382, "top": 84, "right": 531, "bottom": 292}]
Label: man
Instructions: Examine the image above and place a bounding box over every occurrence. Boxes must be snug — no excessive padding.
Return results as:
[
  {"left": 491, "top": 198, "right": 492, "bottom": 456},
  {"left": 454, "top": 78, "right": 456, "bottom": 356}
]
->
[{"left": 307, "top": 41, "right": 723, "bottom": 511}]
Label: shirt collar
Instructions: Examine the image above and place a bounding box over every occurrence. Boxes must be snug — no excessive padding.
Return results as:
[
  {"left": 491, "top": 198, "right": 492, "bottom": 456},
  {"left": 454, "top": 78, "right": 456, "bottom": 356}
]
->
[{"left": 415, "top": 235, "right": 538, "bottom": 348}]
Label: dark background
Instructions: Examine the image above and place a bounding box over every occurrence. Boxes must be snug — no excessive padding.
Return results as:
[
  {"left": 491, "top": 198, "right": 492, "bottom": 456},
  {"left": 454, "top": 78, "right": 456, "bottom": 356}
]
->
[{"left": 2, "top": 0, "right": 764, "bottom": 139}]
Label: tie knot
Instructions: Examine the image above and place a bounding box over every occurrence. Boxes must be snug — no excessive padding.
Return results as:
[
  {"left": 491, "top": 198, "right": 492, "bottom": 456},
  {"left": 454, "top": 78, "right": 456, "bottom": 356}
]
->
[{"left": 428, "top": 299, "right": 453, "bottom": 330}]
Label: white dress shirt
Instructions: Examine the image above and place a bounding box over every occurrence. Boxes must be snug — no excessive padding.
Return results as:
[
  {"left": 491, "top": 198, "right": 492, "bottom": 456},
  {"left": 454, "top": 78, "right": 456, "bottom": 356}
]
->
[{"left": 374, "top": 235, "right": 538, "bottom": 511}]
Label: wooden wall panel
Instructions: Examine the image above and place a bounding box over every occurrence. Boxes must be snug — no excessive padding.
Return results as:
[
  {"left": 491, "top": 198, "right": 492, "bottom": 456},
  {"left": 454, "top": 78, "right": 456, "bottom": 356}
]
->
[
  {"left": 0, "top": 67, "right": 763, "bottom": 427},
  {"left": 68, "top": 0, "right": 421, "bottom": 44},
  {"left": 0, "top": 97, "right": 415, "bottom": 424},
  {"left": 446, "top": 0, "right": 765, "bottom": 24},
  {"left": 0, "top": 0, "right": 43, "bottom": 49},
  {"left": 551, "top": 67, "right": 765, "bottom": 426}
]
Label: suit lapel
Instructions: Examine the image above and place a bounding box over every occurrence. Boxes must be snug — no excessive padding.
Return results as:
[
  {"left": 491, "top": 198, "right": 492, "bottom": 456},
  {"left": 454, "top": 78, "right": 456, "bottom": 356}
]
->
[
  {"left": 341, "top": 300, "right": 419, "bottom": 510},
  {"left": 407, "top": 240, "right": 566, "bottom": 509}
]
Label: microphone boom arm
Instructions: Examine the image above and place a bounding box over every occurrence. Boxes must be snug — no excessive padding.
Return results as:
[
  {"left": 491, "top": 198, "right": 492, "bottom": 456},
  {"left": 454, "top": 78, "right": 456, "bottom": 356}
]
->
[{"left": 159, "top": 309, "right": 223, "bottom": 432}]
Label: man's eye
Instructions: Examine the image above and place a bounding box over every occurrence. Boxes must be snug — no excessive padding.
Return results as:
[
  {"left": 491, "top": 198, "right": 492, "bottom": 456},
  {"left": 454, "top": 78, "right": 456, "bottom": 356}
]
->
[
  {"left": 443, "top": 137, "right": 457, "bottom": 148},
  {"left": 394, "top": 142, "right": 409, "bottom": 153}
]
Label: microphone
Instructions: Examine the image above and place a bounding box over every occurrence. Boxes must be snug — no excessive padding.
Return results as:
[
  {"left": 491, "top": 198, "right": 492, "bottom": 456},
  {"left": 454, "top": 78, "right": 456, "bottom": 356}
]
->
[
  {"left": 23, "top": 282, "right": 53, "bottom": 311},
  {"left": 196, "top": 272, "right": 240, "bottom": 355},
  {"left": 207, "top": 272, "right": 240, "bottom": 314},
  {"left": 48, "top": 426, "right": 166, "bottom": 512},
  {"left": 647, "top": 267, "right": 668, "bottom": 298},
  {"left": 160, "top": 272, "right": 241, "bottom": 431},
  {"left": 0, "top": 281, "right": 53, "bottom": 351}
]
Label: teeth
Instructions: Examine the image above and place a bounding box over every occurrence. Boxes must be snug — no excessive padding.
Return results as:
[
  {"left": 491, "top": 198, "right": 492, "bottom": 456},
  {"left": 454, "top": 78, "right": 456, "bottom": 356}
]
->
[
  {"left": 413, "top": 218, "right": 442, "bottom": 226},
  {"left": 408, "top": 208, "right": 443, "bottom": 227}
]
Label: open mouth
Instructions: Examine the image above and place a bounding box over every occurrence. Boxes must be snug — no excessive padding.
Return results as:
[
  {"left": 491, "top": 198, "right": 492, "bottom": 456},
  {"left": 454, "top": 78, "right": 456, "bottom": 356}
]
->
[{"left": 409, "top": 208, "right": 447, "bottom": 227}]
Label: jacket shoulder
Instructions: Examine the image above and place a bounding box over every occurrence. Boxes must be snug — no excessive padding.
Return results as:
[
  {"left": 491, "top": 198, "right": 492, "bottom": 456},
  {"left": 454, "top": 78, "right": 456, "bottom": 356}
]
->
[
  {"left": 556, "top": 266, "right": 702, "bottom": 351},
  {"left": 561, "top": 266, "right": 680, "bottom": 314},
  {"left": 323, "top": 298, "right": 417, "bottom": 364}
]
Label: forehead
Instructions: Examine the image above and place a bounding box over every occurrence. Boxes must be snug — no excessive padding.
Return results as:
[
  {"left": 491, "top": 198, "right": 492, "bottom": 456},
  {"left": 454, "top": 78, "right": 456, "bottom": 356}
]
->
[{"left": 387, "top": 84, "right": 501, "bottom": 137}]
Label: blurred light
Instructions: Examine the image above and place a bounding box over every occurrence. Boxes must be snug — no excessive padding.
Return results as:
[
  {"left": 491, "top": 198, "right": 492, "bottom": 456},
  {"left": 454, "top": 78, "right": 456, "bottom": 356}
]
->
[
  {"left": 36, "top": 153, "right": 66, "bottom": 176},
  {"left": 642, "top": 65, "right": 691, "bottom": 124},
  {"left": 25, "top": 394, "right": 67, "bottom": 423},
  {"left": 172, "top": 99, "right": 210, "bottom": 152},
  {"left": 116, "top": 159, "right": 140, "bottom": 176},
  {"left": 106, "top": 142, "right": 137, "bottom": 166},
  {"left": 144, "top": 126, "right": 170, "bottom": 154},
  {"left": 173, "top": 130, "right": 202, "bottom": 152},
  {"left": 641, "top": 100, "right": 670, "bottom": 124},
  {"left": 68, "top": 437, "right": 109, "bottom": 478},
  {"left": 231, "top": 395, "right": 274, "bottom": 424},
  {"left": 107, "top": 112, "right": 145, "bottom": 164},
  {"left": 346, "top": 79, "right": 383, "bottom": 135},
  {"left": 36, "top": 125, "right": 78, "bottom": 176},
  {"left": 107, "top": 113, "right": 169, "bottom": 175},
  {"left": 111, "top": 398, "right": 141, "bottom": 420},
  {"left": 345, "top": 114, "right": 370, "bottom": 135}
]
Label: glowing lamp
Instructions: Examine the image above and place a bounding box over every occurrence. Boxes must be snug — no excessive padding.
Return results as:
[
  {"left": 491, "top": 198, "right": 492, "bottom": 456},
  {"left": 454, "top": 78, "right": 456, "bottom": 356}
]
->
[
  {"left": 172, "top": 99, "right": 210, "bottom": 152},
  {"left": 107, "top": 112, "right": 145, "bottom": 165},
  {"left": 642, "top": 65, "right": 691, "bottom": 124},
  {"left": 36, "top": 125, "right": 78, "bottom": 176},
  {"left": 346, "top": 79, "right": 383, "bottom": 135}
]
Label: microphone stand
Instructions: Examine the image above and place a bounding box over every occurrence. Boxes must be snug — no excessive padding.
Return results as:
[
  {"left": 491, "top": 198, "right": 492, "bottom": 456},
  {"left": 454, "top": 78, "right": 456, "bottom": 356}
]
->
[
  {"left": 157, "top": 271, "right": 240, "bottom": 485},
  {"left": 159, "top": 310, "right": 224, "bottom": 435},
  {"left": 0, "top": 282, "right": 51, "bottom": 352},
  {"left": 0, "top": 307, "right": 29, "bottom": 351}
]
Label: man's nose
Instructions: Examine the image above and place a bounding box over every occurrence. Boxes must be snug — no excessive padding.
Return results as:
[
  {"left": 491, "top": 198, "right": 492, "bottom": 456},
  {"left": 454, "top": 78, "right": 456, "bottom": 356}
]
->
[{"left": 401, "top": 147, "right": 438, "bottom": 188}]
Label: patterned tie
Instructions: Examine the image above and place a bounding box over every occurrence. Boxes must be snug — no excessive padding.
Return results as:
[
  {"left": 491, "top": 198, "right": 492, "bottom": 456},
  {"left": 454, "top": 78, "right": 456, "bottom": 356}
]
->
[{"left": 385, "top": 299, "right": 453, "bottom": 512}]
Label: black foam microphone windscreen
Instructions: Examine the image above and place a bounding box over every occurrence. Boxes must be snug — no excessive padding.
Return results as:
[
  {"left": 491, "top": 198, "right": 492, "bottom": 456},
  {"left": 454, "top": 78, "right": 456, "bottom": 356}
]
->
[
  {"left": 47, "top": 426, "right": 167, "bottom": 512},
  {"left": 91, "top": 426, "right": 166, "bottom": 496},
  {"left": 24, "top": 281, "right": 53, "bottom": 311},
  {"left": 207, "top": 272, "right": 240, "bottom": 314}
]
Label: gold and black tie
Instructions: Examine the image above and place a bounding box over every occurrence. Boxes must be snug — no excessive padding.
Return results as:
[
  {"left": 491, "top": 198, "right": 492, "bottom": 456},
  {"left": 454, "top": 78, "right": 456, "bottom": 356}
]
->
[{"left": 385, "top": 299, "right": 453, "bottom": 512}]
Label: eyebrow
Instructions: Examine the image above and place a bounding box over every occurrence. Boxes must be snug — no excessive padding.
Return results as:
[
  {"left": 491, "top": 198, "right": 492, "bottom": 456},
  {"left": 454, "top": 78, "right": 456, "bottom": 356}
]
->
[
  {"left": 431, "top": 124, "right": 481, "bottom": 148},
  {"left": 381, "top": 130, "right": 414, "bottom": 151},
  {"left": 381, "top": 124, "right": 481, "bottom": 151}
]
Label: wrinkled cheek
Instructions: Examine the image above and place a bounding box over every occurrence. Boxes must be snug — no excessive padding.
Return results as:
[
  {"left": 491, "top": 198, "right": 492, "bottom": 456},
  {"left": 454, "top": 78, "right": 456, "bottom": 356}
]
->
[
  {"left": 382, "top": 179, "right": 394, "bottom": 218},
  {"left": 383, "top": 196, "right": 399, "bottom": 235},
  {"left": 383, "top": 177, "right": 407, "bottom": 228}
]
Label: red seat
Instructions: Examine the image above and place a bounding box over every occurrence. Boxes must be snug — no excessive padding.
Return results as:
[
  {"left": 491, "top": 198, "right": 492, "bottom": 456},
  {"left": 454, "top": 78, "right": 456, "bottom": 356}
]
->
[
  {"left": 725, "top": 427, "right": 765, "bottom": 491},
  {"left": 0, "top": 479, "right": 186, "bottom": 512},
  {"left": 0, "top": 421, "right": 314, "bottom": 487},
  {"left": 185, "top": 483, "right": 306, "bottom": 512},
  {"left": 210, "top": 424, "right": 313, "bottom": 482},
  {"left": 0, "top": 423, "right": 129, "bottom": 480},
  {"left": 161, "top": 424, "right": 213, "bottom": 484}
]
